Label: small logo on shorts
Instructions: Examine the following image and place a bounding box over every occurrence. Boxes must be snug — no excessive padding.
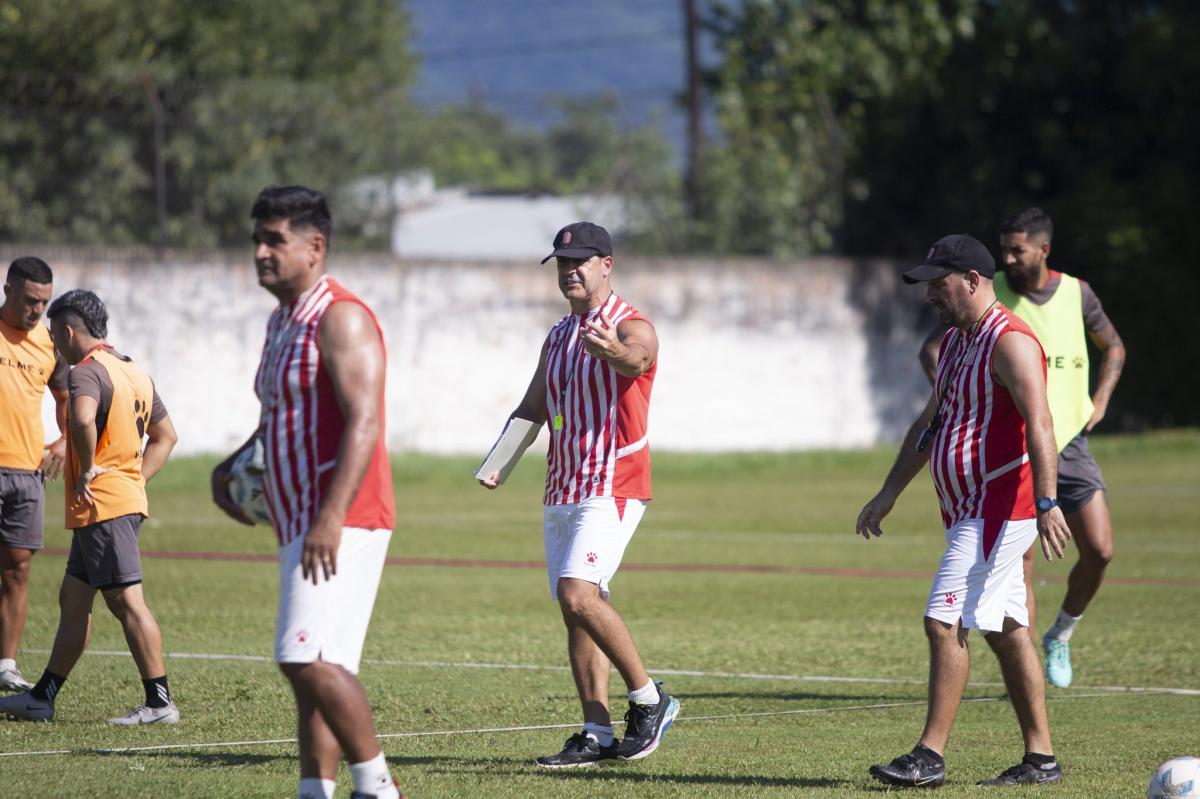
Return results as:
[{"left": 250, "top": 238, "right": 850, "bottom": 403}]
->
[
  {"left": 945, "top": 592, "right": 957, "bottom": 606},
  {"left": 296, "top": 630, "right": 309, "bottom": 644},
  {"left": 586, "top": 552, "right": 598, "bottom": 565}
]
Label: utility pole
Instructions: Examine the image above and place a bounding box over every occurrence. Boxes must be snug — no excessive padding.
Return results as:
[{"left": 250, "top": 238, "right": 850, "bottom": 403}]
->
[
  {"left": 684, "top": 0, "right": 704, "bottom": 225},
  {"left": 140, "top": 72, "right": 168, "bottom": 249}
]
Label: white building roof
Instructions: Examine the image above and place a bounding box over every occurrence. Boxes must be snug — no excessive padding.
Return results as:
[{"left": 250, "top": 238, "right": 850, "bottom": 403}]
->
[{"left": 391, "top": 192, "right": 627, "bottom": 260}]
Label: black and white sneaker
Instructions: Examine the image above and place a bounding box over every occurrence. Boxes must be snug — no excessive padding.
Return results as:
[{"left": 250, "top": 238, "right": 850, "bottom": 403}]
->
[
  {"left": 616, "top": 682, "right": 680, "bottom": 761},
  {"left": 978, "top": 756, "right": 1062, "bottom": 785},
  {"left": 869, "top": 747, "right": 946, "bottom": 788},
  {"left": 0, "top": 691, "right": 54, "bottom": 721},
  {"left": 536, "top": 733, "right": 619, "bottom": 768}
]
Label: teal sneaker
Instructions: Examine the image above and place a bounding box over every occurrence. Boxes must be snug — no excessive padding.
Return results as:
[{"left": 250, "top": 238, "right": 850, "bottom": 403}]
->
[{"left": 1043, "top": 633, "right": 1073, "bottom": 687}]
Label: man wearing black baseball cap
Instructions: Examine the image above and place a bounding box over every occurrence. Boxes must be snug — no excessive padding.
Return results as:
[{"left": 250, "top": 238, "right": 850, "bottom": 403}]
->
[
  {"left": 857, "top": 233, "right": 1070, "bottom": 787},
  {"left": 902, "top": 233, "right": 996, "bottom": 284},
  {"left": 480, "top": 221, "right": 679, "bottom": 768},
  {"left": 918, "top": 211, "right": 1126, "bottom": 698},
  {"left": 540, "top": 221, "right": 612, "bottom": 264}
]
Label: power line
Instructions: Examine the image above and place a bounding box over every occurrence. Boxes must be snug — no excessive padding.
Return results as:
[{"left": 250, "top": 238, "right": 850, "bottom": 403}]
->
[{"left": 417, "top": 29, "right": 682, "bottom": 62}]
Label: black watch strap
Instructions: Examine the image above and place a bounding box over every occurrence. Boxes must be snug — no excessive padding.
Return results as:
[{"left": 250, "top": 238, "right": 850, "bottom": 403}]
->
[{"left": 1036, "top": 496, "right": 1059, "bottom": 513}]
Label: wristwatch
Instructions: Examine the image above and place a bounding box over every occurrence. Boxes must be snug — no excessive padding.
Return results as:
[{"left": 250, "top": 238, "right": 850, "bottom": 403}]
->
[{"left": 1036, "top": 496, "right": 1060, "bottom": 513}]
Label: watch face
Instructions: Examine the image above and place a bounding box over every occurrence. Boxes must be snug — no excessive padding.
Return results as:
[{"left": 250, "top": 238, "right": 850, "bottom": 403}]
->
[{"left": 1037, "top": 498, "right": 1056, "bottom": 512}]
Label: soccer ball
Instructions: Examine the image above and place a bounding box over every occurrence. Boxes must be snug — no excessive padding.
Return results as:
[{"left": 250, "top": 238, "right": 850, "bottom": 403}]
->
[
  {"left": 1149, "top": 757, "right": 1200, "bottom": 798},
  {"left": 228, "top": 441, "right": 271, "bottom": 525}
]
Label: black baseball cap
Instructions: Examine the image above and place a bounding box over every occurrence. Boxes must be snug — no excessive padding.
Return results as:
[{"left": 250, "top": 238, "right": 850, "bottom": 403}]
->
[
  {"left": 902, "top": 234, "right": 996, "bottom": 284},
  {"left": 540, "top": 222, "right": 612, "bottom": 264}
]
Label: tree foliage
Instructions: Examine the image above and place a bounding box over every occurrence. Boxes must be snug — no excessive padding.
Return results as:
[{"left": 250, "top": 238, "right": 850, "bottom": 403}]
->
[
  {"left": 398, "top": 95, "right": 684, "bottom": 252},
  {"left": 0, "top": 1, "right": 678, "bottom": 251},
  {"left": 698, "top": 0, "right": 978, "bottom": 256},
  {"left": 701, "top": 0, "right": 1200, "bottom": 426},
  {"left": 0, "top": 0, "right": 414, "bottom": 247}
]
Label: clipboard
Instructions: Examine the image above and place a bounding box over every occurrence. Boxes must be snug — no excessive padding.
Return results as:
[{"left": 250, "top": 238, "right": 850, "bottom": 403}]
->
[{"left": 475, "top": 417, "right": 541, "bottom": 484}]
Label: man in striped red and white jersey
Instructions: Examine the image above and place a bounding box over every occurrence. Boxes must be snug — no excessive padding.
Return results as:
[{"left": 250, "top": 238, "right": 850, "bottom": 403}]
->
[
  {"left": 480, "top": 222, "right": 680, "bottom": 768},
  {"left": 856, "top": 234, "right": 1072, "bottom": 789},
  {"left": 211, "top": 187, "right": 403, "bottom": 799}
]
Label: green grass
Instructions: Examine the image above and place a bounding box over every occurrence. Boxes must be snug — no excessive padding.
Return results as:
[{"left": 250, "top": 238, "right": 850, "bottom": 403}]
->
[{"left": 2, "top": 431, "right": 1198, "bottom": 797}]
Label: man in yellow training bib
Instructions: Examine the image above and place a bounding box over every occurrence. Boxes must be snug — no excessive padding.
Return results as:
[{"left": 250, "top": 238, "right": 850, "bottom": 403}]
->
[{"left": 920, "top": 208, "right": 1126, "bottom": 688}]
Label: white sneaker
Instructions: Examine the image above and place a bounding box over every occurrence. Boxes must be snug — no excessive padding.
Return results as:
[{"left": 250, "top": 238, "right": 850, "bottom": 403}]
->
[
  {"left": 0, "top": 690, "right": 53, "bottom": 721},
  {"left": 0, "top": 667, "right": 34, "bottom": 691},
  {"left": 108, "top": 701, "right": 180, "bottom": 725}
]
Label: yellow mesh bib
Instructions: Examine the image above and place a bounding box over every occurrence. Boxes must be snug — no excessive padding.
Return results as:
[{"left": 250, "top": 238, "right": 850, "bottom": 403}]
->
[{"left": 994, "top": 273, "right": 1093, "bottom": 453}]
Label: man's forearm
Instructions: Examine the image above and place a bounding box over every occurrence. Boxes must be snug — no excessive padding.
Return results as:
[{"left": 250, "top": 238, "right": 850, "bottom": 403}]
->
[
  {"left": 604, "top": 341, "right": 652, "bottom": 377},
  {"left": 878, "top": 416, "right": 934, "bottom": 500},
  {"left": 510, "top": 405, "right": 544, "bottom": 424},
  {"left": 55, "top": 395, "right": 69, "bottom": 438},
  {"left": 68, "top": 421, "right": 97, "bottom": 473},
  {"left": 142, "top": 439, "right": 175, "bottom": 482},
  {"left": 1026, "top": 414, "right": 1059, "bottom": 498},
  {"left": 1091, "top": 343, "right": 1125, "bottom": 410}
]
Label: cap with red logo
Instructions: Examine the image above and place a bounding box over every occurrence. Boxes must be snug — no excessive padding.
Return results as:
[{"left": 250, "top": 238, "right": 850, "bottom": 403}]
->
[{"left": 541, "top": 222, "right": 612, "bottom": 264}]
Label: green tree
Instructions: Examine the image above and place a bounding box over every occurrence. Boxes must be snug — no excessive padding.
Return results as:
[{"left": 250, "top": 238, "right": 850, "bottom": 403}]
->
[
  {"left": 699, "top": 0, "right": 978, "bottom": 256},
  {"left": 702, "top": 0, "right": 1200, "bottom": 426},
  {"left": 404, "top": 94, "right": 683, "bottom": 252},
  {"left": 0, "top": 0, "right": 414, "bottom": 247}
]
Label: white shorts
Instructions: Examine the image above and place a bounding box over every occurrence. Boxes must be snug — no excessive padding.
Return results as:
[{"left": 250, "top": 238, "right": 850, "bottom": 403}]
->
[
  {"left": 544, "top": 496, "right": 647, "bottom": 600},
  {"left": 275, "top": 527, "right": 391, "bottom": 674},
  {"left": 925, "top": 517, "right": 1037, "bottom": 633}
]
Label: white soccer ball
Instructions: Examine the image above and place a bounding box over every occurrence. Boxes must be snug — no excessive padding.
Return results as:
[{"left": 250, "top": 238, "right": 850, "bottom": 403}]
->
[
  {"left": 228, "top": 443, "right": 271, "bottom": 525},
  {"left": 1150, "top": 757, "right": 1200, "bottom": 798}
]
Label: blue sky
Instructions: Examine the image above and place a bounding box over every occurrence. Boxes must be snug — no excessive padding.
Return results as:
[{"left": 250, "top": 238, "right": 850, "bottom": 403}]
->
[{"left": 404, "top": 0, "right": 719, "bottom": 154}]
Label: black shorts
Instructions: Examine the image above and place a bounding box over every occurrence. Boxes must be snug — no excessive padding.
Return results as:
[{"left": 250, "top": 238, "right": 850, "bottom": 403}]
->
[
  {"left": 66, "top": 514, "right": 145, "bottom": 590},
  {"left": 1057, "top": 434, "right": 1107, "bottom": 515},
  {"left": 0, "top": 468, "right": 45, "bottom": 550}
]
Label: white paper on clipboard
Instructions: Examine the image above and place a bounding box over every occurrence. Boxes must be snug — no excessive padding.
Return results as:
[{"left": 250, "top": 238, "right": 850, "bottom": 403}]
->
[{"left": 475, "top": 417, "right": 541, "bottom": 484}]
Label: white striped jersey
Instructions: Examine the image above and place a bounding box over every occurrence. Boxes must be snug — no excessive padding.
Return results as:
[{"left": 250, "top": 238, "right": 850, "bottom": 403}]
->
[
  {"left": 930, "top": 305, "right": 1042, "bottom": 546},
  {"left": 254, "top": 276, "right": 395, "bottom": 546},
  {"left": 543, "top": 293, "right": 655, "bottom": 505}
]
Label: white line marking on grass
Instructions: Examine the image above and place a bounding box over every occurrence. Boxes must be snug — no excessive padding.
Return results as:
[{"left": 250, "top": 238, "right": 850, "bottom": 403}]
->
[
  {"left": 26, "top": 649, "right": 1200, "bottom": 696},
  {"left": 0, "top": 691, "right": 1168, "bottom": 759}
]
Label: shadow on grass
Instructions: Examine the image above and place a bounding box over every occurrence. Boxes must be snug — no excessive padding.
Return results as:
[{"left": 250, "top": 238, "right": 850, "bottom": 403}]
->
[
  {"left": 114, "top": 750, "right": 857, "bottom": 790},
  {"left": 393, "top": 754, "right": 849, "bottom": 789},
  {"left": 528, "top": 769, "right": 846, "bottom": 789},
  {"left": 673, "top": 690, "right": 922, "bottom": 703},
  {"left": 99, "top": 750, "right": 293, "bottom": 767}
]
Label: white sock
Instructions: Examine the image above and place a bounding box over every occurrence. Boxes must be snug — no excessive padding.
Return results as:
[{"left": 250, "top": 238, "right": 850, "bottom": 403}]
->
[
  {"left": 628, "top": 680, "right": 659, "bottom": 706},
  {"left": 582, "top": 722, "right": 615, "bottom": 747},
  {"left": 297, "top": 777, "right": 335, "bottom": 799},
  {"left": 348, "top": 752, "right": 398, "bottom": 799},
  {"left": 1046, "top": 608, "right": 1082, "bottom": 642},
  {"left": 0, "top": 658, "right": 15, "bottom": 672}
]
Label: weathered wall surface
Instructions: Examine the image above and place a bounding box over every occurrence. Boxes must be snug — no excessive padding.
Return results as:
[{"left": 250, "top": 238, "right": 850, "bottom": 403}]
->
[{"left": 6, "top": 246, "right": 935, "bottom": 455}]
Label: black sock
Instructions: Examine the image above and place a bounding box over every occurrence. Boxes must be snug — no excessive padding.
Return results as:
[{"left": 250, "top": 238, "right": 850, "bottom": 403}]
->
[
  {"left": 1024, "top": 751, "right": 1056, "bottom": 768},
  {"left": 143, "top": 675, "right": 171, "bottom": 708},
  {"left": 31, "top": 670, "right": 67, "bottom": 702},
  {"left": 914, "top": 744, "right": 944, "bottom": 765}
]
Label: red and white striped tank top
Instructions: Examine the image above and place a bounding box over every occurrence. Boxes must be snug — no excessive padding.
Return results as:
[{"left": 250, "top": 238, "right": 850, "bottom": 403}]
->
[
  {"left": 255, "top": 276, "right": 396, "bottom": 546},
  {"left": 930, "top": 305, "right": 1043, "bottom": 535},
  {"left": 544, "top": 293, "right": 655, "bottom": 505}
]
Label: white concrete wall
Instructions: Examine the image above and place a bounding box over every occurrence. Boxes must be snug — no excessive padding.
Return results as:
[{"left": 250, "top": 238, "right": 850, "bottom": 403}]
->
[{"left": 8, "top": 246, "right": 935, "bottom": 455}]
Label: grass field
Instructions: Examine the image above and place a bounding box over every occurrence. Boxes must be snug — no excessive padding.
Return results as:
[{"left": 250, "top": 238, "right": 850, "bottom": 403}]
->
[{"left": 1, "top": 431, "right": 1197, "bottom": 797}]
